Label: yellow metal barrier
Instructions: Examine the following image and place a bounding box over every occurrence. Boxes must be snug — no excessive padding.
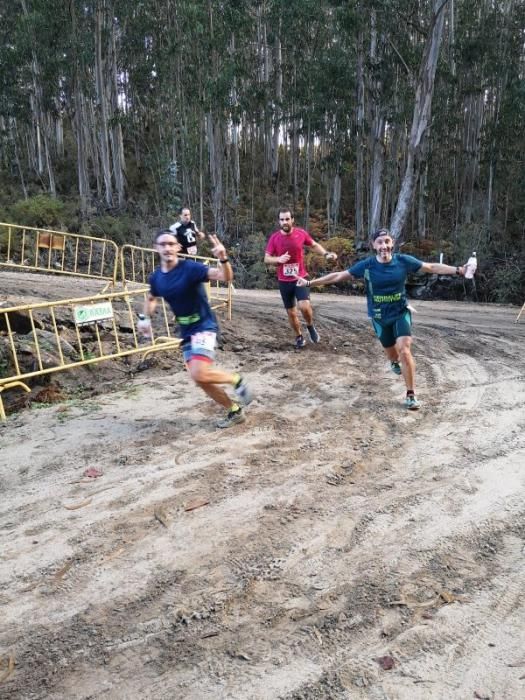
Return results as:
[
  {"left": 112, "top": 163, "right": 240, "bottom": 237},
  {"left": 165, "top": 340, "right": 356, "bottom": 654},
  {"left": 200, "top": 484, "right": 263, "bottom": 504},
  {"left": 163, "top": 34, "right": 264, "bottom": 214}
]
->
[
  {"left": 0, "top": 289, "right": 181, "bottom": 421},
  {"left": 0, "top": 222, "right": 119, "bottom": 288},
  {"left": 120, "top": 244, "right": 232, "bottom": 320}
]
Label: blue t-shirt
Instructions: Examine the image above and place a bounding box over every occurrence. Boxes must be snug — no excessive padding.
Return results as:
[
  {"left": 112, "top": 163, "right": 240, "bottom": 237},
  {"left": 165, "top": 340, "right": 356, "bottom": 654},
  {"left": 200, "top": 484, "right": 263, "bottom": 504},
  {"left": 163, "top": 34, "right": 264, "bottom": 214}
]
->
[
  {"left": 348, "top": 253, "right": 423, "bottom": 322},
  {"left": 149, "top": 259, "right": 218, "bottom": 340}
]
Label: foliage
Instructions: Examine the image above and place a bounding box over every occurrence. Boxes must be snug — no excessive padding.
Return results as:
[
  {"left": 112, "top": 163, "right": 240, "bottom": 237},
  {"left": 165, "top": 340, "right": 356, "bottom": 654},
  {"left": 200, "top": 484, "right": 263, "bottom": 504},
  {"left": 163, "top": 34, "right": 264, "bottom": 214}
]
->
[
  {"left": 305, "top": 236, "right": 355, "bottom": 279},
  {"left": 229, "top": 231, "right": 275, "bottom": 289},
  {"left": 486, "top": 261, "right": 524, "bottom": 305},
  {"left": 0, "top": 1, "right": 524, "bottom": 301},
  {"left": 8, "top": 195, "right": 65, "bottom": 228},
  {"left": 81, "top": 215, "right": 144, "bottom": 246}
]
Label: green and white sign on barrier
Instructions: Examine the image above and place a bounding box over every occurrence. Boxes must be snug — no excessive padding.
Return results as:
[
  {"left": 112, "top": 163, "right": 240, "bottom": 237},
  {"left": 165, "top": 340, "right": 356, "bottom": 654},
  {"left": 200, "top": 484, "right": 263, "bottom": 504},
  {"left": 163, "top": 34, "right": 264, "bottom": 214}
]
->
[{"left": 74, "top": 301, "right": 114, "bottom": 326}]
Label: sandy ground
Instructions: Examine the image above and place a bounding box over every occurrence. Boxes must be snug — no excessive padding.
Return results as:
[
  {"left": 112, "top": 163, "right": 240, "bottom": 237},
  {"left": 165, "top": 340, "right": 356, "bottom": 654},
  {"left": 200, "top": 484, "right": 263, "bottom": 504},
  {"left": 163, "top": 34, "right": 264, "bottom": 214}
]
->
[{"left": 1, "top": 272, "right": 525, "bottom": 699}]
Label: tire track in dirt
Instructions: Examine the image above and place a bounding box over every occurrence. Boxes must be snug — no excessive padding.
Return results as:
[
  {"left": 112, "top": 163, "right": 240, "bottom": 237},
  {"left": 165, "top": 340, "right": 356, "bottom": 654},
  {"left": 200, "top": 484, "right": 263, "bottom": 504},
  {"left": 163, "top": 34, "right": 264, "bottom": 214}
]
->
[{"left": 1, "top": 286, "right": 525, "bottom": 698}]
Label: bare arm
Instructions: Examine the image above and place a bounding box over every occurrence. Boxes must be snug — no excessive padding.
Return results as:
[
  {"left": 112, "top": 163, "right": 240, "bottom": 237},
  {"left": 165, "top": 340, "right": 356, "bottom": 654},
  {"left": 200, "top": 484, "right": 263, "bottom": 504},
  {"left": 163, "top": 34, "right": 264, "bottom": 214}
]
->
[
  {"left": 137, "top": 292, "right": 158, "bottom": 336},
  {"left": 144, "top": 292, "right": 158, "bottom": 317},
  {"left": 207, "top": 234, "right": 233, "bottom": 282},
  {"left": 419, "top": 262, "right": 465, "bottom": 276},
  {"left": 208, "top": 262, "right": 232, "bottom": 282},
  {"left": 297, "top": 270, "right": 353, "bottom": 287},
  {"left": 264, "top": 251, "right": 290, "bottom": 265},
  {"left": 309, "top": 241, "right": 337, "bottom": 261}
]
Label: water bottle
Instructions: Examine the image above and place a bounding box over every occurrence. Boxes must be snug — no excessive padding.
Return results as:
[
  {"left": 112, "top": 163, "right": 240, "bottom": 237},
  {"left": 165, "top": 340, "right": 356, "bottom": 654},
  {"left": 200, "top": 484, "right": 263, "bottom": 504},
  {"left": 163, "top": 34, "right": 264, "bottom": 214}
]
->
[
  {"left": 137, "top": 313, "right": 152, "bottom": 339},
  {"left": 464, "top": 251, "right": 477, "bottom": 279}
]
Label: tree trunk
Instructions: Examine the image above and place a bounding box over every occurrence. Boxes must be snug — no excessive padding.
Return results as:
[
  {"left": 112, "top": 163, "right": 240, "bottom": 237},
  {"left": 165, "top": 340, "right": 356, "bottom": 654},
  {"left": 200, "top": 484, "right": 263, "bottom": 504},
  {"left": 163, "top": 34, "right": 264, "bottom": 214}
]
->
[
  {"left": 368, "top": 10, "right": 385, "bottom": 234},
  {"left": 355, "top": 26, "right": 366, "bottom": 239},
  {"left": 20, "top": 0, "right": 56, "bottom": 195},
  {"left": 271, "top": 28, "right": 282, "bottom": 182},
  {"left": 108, "top": 11, "right": 126, "bottom": 207},
  {"left": 10, "top": 118, "right": 28, "bottom": 198},
  {"left": 304, "top": 120, "right": 312, "bottom": 228},
  {"left": 230, "top": 35, "right": 241, "bottom": 202},
  {"left": 70, "top": 0, "right": 90, "bottom": 215},
  {"left": 417, "top": 142, "right": 429, "bottom": 239},
  {"left": 390, "top": 0, "right": 450, "bottom": 240},
  {"left": 206, "top": 112, "right": 225, "bottom": 235},
  {"left": 330, "top": 168, "right": 342, "bottom": 232},
  {"left": 94, "top": 0, "right": 114, "bottom": 207},
  {"left": 460, "top": 91, "right": 483, "bottom": 224},
  {"left": 74, "top": 92, "right": 91, "bottom": 215}
]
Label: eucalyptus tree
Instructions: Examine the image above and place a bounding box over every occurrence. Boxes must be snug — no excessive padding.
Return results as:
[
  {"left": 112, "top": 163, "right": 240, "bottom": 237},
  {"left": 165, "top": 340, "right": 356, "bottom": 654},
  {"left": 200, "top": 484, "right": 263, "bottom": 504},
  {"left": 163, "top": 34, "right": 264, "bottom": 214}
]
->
[{"left": 389, "top": 0, "right": 451, "bottom": 240}]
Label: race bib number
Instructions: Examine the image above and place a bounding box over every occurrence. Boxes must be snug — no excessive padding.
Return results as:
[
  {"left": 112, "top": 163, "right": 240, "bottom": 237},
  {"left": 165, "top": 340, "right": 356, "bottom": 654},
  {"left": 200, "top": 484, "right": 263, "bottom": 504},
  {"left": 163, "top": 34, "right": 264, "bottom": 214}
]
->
[
  {"left": 191, "top": 331, "right": 216, "bottom": 353},
  {"left": 283, "top": 262, "right": 299, "bottom": 277},
  {"left": 185, "top": 231, "right": 196, "bottom": 243},
  {"left": 186, "top": 245, "right": 198, "bottom": 256}
]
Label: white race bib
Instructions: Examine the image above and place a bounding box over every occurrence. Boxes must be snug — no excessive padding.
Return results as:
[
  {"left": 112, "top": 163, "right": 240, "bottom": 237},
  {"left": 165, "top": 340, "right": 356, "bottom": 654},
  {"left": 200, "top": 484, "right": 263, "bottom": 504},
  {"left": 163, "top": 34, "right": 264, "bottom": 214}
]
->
[
  {"left": 283, "top": 262, "right": 299, "bottom": 277},
  {"left": 191, "top": 331, "right": 216, "bottom": 353}
]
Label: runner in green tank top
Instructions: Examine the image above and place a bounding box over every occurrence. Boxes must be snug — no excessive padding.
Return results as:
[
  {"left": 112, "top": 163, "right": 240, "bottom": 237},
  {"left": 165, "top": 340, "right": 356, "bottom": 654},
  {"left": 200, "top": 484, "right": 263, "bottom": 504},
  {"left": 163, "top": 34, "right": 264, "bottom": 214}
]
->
[{"left": 296, "top": 228, "right": 468, "bottom": 410}]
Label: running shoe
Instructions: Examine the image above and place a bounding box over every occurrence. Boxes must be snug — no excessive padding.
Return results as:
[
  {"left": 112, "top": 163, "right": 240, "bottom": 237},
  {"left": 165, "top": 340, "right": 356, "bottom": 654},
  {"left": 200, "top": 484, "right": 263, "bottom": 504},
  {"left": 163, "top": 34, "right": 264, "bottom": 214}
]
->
[
  {"left": 404, "top": 395, "right": 421, "bottom": 410},
  {"left": 217, "top": 408, "right": 246, "bottom": 428},
  {"left": 234, "top": 378, "right": 253, "bottom": 406},
  {"left": 295, "top": 335, "right": 307, "bottom": 349},
  {"left": 391, "top": 361, "right": 402, "bottom": 376},
  {"left": 307, "top": 325, "right": 320, "bottom": 343}
]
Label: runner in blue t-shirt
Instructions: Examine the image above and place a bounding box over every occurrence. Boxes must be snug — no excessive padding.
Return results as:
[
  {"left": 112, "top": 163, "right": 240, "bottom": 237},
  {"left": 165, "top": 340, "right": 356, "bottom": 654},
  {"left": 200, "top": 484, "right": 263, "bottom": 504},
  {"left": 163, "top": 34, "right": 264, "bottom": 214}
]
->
[
  {"left": 296, "top": 228, "right": 467, "bottom": 410},
  {"left": 138, "top": 229, "right": 252, "bottom": 428}
]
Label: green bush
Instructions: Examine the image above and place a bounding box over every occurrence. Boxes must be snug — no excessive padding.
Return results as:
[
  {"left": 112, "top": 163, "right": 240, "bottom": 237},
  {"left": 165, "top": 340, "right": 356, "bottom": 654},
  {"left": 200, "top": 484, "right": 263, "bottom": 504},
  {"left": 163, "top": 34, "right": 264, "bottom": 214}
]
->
[
  {"left": 488, "top": 262, "right": 523, "bottom": 304},
  {"left": 305, "top": 235, "right": 355, "bottom": 278},
  {"left": 9, "top": 195, "right": 65, "bottom": 228},
  {"left": 83, "top": 215, "right": 143, "bottom": 246}
]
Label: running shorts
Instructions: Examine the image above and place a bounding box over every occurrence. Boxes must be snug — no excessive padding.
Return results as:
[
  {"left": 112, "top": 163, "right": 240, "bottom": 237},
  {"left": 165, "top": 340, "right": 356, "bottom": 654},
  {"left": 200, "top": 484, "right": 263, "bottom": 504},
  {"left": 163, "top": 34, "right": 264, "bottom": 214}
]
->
[
  {"left": 371, "top": 310, "right": 412, "bottom": 348},
  {"left": 278, "top": 280, "right": 311, "bottom": 309}
]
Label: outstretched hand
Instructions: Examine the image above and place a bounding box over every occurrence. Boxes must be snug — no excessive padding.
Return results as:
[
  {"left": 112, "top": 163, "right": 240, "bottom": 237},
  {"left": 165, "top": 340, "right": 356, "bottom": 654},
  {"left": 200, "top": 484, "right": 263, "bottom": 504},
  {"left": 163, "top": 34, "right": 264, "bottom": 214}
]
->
[
  {"left": 296, "top": 276, "right": 309, "bottom": 287},
  {"left": 208, "top": 233, "right": 227, "bottom": 261},
  {"left": 325, "top": 252, "right": 337, "bottom": 262}
]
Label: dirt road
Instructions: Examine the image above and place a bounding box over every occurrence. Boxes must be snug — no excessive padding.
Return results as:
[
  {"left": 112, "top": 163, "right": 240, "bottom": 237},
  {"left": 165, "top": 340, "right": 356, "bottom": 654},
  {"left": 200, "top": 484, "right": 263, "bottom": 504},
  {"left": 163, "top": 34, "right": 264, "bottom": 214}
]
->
[{"left": 1, "top": 277, "right": 524, "bottom": 699}]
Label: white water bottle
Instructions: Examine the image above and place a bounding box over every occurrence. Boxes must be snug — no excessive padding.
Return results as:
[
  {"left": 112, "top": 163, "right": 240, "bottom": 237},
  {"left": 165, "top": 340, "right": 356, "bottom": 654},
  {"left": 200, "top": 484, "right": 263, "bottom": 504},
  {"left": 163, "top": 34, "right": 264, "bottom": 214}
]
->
[
  {"left": 137, "top": 314, "right": 152, "bottom": 339},
  {"left": 464, "top": 251, "right": 477, "bottom": 279}
]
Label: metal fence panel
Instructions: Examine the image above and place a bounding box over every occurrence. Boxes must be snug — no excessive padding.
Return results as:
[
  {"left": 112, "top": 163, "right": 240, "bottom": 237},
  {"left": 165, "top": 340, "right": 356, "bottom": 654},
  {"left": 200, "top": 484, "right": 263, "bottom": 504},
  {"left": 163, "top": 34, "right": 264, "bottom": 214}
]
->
[
  {"left": 0, "top": 222, "right": 119, "bottom": 286},
  {"left": 0, "top": 288, "right": 181, "bottom": 420},
  {"left": 120, "top": 244, "right": 232, "bottom": 320}
]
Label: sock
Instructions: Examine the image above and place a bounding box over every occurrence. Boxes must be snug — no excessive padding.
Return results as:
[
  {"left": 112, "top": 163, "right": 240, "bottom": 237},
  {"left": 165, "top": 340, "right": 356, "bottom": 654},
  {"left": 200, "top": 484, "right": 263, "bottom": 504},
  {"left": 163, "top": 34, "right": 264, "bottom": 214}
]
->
[
  {"left": 307, "top": 325, "right": 314, "bottom": 331},
  {"left": 230, "top": 403, "right": 241, "bottom": 413},
  {"left": 406, "top": 390, "right": 415, "bottom": 397}
]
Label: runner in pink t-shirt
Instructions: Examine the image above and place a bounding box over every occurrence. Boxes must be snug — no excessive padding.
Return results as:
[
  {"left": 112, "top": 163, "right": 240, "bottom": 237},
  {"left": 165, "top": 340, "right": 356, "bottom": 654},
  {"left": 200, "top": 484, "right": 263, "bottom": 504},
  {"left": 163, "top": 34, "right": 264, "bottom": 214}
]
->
[{"left": 264, "top": 208, "right": 337, "bottom": 349}]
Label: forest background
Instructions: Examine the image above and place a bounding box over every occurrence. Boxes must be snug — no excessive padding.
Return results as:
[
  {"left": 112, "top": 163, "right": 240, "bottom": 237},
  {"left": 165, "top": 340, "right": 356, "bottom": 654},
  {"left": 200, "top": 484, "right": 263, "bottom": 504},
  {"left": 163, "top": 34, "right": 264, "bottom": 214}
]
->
[{"left": 0, "top": 0, "right": 524, "bottom": 303}]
